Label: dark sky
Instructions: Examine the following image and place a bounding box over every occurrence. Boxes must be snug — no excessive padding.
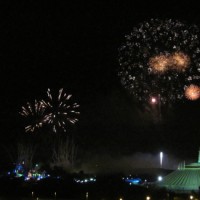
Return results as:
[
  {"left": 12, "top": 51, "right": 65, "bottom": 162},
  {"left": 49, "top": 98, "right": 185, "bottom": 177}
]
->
[{"left": 1, "top": 1, "right": 200, "bottom": 168}]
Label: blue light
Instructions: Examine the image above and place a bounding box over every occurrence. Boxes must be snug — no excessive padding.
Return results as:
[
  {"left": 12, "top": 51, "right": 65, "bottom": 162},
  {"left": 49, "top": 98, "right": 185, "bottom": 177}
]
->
[{"left": 124, "top": 178, "right": 142, "bottom": 185}]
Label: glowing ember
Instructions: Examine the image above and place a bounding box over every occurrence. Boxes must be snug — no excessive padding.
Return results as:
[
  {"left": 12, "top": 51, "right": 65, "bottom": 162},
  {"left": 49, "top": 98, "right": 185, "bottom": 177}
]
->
[{"left": 185, "top": 84, "right": 200, "bottom": 100}]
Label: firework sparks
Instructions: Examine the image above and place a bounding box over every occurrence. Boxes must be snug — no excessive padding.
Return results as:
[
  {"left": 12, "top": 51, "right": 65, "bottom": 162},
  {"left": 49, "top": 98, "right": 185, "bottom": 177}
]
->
[
  {"left": 19, "top": 100, "right": 46, "bottom": 133},
  {"left": 149, "top": 54, "right": 169, "bottom": 73},
  {"left": 42, "top": 88, "right": 80, "bottom": 133},
  {"left": 118, "top": 19, "right": 200, "bottom": 104},
  {"left": 185, "top": 84, "right": 200, "bottom": 100},
  {"left": 149, "top": 52, "right": 190, "bottom": 73},
  {"left": 171, "top": 52, "right": 190, "bottom": 71}
]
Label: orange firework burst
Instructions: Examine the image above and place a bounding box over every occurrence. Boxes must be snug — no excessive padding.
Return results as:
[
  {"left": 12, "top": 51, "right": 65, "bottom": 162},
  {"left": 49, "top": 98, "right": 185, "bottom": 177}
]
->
[
  {"left": 149, "top": 52, "right": 190, "bottom": 73},
  {"left": 171, "top": 52, "right": 190, "bottom": 71},
  {"left": 185, "top": 84, "right": 200, "bottom": 101},
  {"left": 149, "top": 55, "right": 169, "bottom": 73}
]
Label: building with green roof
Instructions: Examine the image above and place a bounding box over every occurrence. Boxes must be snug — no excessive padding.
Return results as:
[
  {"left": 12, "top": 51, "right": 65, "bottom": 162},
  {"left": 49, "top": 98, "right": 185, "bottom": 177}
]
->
[{"left": 157, "top": 150, "right": 200, "bottom": 193}]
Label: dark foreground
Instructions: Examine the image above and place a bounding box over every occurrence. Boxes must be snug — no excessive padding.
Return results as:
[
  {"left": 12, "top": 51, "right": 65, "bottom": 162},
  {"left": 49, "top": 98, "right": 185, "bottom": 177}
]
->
[{"left": 0, "top": 174, "right": 199, "bottom": 200}]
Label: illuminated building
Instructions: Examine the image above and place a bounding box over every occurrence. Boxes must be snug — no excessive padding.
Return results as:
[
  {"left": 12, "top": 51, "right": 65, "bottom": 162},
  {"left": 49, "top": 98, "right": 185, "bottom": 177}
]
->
[{"left": 157, "top": 149, "right": 200, "bottom": 193}]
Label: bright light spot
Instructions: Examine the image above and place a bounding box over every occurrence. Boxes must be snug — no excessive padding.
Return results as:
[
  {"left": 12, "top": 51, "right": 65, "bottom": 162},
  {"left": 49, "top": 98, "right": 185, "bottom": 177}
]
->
[
  {"left": 151, "top": 97, "right": 157, "bottom": 104},
  {"left": 190, "top": 195, "right": 194, "bottom": 199},
  {"left": 158, "top": 176, "right": 163, "bottom": 181},
  {"left": 160, "top": 152, "right": 163, "bottom": 167},
  {"left": 146, "top": 196, "right": 151, "bottom": 200}
]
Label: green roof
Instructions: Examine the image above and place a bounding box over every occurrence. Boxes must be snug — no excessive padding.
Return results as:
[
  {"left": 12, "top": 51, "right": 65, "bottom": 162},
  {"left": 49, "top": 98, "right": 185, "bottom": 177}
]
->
[
  {"left": 158, "top": 168, "right": 200, "bottom": 192},
  {"left": 157, "top": 150, "right": 200, "bottom": 192}
]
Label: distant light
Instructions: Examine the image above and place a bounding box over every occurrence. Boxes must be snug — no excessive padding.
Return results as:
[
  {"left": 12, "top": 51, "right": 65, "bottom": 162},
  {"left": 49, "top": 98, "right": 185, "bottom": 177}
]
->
[
  {"left": 74, "top": 177, "right": 96, "bottom": 184},
  {"left": 151, "top": 97, "right": 157, "bottom": 104},
  {"left": 158, "top": 176, "right": 163, "bottom": 181},
  {"left": 119, "top": 198, "right": 123, "bottom": 200},
  {"left": 146, "top": 196, "right": 151, "bottom": 200},
  {"left": 190, "top": 195, "right": 194, "bottom": 200},
  {"left": 25, "top": 177, "right": 30, "bottom": 181}
]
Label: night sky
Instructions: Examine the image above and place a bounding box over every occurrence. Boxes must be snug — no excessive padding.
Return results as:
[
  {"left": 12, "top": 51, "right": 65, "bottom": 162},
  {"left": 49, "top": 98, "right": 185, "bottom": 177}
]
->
[{"left": 1, "top": 1, "right": 200, "bottom": 170}]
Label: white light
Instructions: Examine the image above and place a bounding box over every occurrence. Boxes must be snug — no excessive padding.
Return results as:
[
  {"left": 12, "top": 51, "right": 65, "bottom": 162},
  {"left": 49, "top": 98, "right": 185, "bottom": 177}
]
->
[
  {"left": 158, "top": 176, "right": 163, "bottom": 181},
  {"left": 190, "top": 195, "right": 194, "bottom": 200},
  {"left": 146, "top": 196, "right": 151, "bottom": 200},
  {"left": 151, "top": 97, "right": 157, "bottom": 104},
  {"left": 160, "top": 152, "right": 163, "bottom": 167}
]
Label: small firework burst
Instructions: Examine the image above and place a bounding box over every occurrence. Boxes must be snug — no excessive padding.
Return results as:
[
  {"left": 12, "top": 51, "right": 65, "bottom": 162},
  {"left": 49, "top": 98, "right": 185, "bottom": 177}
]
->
[
  {"left": 184, "top": 84, "right": 200, "bottom": 100},
  {"left": 149, "top": 54, "right": 169, "bottom": 73},
  {"left": 171, "top": 52, "right": 190, "bottom": 72},
  {"left": 19, "top": 100, "right": 46, "bottom": 133},
  {"left": 42, "top": 88, "right": 80, "bottom": 133}
]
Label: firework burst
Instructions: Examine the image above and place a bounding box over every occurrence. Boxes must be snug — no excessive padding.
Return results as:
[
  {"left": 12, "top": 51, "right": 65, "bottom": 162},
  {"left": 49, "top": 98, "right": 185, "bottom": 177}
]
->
[
  {"left": 171, "top": 52, "right": 190, "bottom": 71},
  {"left": 19, "top": 100, "right": 46, "bottom": 133},
  {"left": 42, "top": 88, "right": 80, "bottom": 133},
  {"left": 184, "top": 84, "right": 200, "bottom": 100},
  {"left": 149, "top": 54, "right": 169, "bottom": 73},
  {"left": 118, "top": 19, "right": 200, "bottom": 104}
]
